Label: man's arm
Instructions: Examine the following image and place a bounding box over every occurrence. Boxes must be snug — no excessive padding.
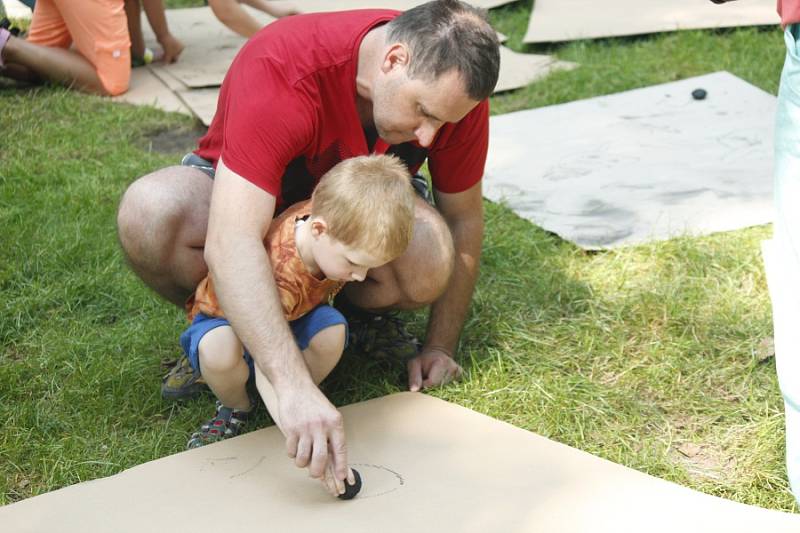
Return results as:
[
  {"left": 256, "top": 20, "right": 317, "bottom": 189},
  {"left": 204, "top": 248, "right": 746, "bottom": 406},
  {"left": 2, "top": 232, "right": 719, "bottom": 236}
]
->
[
  {"left": 206, "top": 158, "right": 348, "bottom": 482},
  {"left": 407, "top": 180, "right": 484, "bottom": 391}
]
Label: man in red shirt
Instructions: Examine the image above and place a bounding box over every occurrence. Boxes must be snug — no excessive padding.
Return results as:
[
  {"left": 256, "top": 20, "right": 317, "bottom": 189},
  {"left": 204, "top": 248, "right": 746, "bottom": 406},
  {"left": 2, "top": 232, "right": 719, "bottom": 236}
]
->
[{"left": 117, "top": 0, "right": 500, "bottom": 489}]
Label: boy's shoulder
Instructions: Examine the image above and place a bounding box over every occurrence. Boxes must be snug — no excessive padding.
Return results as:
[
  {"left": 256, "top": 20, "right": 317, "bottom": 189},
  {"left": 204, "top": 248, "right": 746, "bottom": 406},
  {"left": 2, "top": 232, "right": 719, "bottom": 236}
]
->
[{"left": 269, "top": 199, "right": 312, "bottom": 232}]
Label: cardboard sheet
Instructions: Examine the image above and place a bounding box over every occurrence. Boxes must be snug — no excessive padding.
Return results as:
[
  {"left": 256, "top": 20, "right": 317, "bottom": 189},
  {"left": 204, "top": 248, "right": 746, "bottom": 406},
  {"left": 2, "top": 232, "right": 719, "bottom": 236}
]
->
[
  {"left": 111, "top": 67, "right": 194, "bottom": 117},
  {"left": 160, "top": 46, "right": 569, "bottom": 126},
  {"left": 1, "top": 392, "right": 798, "bottom": 532},
  {"left": 145, "top": 7, "right": 511, "bottom": 89},
  {"left": 294, "top": 0, "right": 515, "bottom": 13},
  {"left": 524, "top": 0, "right": 779, "bottom": 43},
  {"left": 141, "top": 7, "right": 275, "bottom": 88},
  {"left": 495, "top": 46, "right": 576, "bottom": 93},
  {"left": 177, "top": 88, "right": 219, "bottom": 126},
  {"left": 483, "top": 71, "right": 775, "bottom": 249}
]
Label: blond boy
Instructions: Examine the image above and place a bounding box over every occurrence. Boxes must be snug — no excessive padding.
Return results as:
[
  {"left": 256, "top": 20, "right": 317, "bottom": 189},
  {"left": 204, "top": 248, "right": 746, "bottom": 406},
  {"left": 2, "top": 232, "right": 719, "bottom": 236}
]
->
[{"left": 178, "top": 154, "right": 414, "bottom": 496}]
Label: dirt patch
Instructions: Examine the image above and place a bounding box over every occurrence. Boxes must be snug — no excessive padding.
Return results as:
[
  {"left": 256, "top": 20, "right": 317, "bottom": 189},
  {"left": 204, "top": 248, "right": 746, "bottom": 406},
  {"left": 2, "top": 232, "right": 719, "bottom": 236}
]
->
[
  {"left": 140, "top": 125, "right": 207, "bottom": 155},
  {"left": 672, "top": 441, "right": 737, "bottom": 482}
]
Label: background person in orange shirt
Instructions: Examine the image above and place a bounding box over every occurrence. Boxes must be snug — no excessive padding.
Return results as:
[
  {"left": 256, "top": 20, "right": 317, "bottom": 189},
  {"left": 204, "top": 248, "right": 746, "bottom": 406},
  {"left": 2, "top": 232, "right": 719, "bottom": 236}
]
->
[{"left": 0, "top": 0, "right": 181, "bottom": 95}]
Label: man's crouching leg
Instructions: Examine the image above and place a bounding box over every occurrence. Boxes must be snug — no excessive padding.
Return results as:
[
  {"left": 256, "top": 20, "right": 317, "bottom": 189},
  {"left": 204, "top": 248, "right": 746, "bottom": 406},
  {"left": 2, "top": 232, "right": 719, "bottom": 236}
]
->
[
  {"left": 117, "top": 165, "right": 213, "bottom": 399},
  {"left": 117, "top": 165, "right": 213, "bottom": 306}
]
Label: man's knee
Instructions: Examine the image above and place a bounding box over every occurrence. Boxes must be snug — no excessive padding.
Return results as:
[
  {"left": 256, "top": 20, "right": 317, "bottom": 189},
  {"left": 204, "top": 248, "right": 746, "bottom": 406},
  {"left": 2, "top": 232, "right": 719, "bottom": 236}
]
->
[
  {"left": 400, "top": 203, "right": 455, "bottom": 305},
  {"left": 117, "top": 166, "right": 209, "bottom": 262}
]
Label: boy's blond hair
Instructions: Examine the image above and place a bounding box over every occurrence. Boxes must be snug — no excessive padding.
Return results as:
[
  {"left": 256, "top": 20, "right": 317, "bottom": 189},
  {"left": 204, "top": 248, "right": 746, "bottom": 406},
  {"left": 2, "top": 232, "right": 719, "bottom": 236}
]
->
[{"left": 311, "top": 155, "right": 415, "bottom": 262}]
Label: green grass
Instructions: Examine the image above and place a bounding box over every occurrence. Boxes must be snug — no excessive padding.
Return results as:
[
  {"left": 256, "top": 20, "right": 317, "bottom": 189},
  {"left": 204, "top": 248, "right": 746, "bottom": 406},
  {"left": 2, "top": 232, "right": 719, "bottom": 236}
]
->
[{"left": 1, "top": 0, "right": 794, "bottom": 513}]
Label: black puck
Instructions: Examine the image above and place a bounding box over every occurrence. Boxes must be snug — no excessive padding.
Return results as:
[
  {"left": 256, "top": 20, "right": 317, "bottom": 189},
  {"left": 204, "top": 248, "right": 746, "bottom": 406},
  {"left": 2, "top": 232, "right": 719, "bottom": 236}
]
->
[
  {"left": 338, "top": 468, "right": 362, "bottom": 500},
  {"left": 692, "top": 88, "right": 707, "bottom": 100}
]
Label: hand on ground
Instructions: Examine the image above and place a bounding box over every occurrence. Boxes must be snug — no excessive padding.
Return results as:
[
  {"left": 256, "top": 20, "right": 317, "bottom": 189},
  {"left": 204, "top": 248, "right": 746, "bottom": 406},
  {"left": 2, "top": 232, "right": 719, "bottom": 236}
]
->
[
  {"left": 407, "top": 347, "right": 463, "bottom": 392},
  {"left": 158, "top": 33, "right": 184, "bottom": 64}
]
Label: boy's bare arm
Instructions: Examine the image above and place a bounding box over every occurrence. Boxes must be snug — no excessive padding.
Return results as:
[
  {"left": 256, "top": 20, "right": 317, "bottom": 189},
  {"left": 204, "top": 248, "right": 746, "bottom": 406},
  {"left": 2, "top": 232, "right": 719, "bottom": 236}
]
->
[
  {"left": 140, "top": 0, "right": 184, "bottom": 63},
  {"left": 205, "top": 158, "right": 349, "bottom": 484},
  {"left": 208, "top": 0, "right": 263, "bottom": 39}
]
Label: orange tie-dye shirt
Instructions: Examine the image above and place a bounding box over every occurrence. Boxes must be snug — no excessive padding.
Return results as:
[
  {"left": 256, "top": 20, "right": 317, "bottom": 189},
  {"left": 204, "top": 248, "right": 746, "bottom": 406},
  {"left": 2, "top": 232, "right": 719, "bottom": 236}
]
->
[{"left": 187, "top": 201, "right": 344, "bottom": 322}]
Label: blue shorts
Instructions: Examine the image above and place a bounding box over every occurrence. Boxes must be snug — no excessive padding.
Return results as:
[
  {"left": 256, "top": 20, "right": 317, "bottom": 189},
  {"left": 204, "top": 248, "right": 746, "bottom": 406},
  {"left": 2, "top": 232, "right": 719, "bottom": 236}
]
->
[{"left": 180, "top": 305, "right": 348, "bottom": 377}]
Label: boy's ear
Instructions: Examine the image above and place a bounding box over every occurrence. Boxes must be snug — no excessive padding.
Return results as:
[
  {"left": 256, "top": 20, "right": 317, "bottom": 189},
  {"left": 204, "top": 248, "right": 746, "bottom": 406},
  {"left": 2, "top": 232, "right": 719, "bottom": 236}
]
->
[{"left": 310, "top": 218, "right": 328, "bottom": 237}]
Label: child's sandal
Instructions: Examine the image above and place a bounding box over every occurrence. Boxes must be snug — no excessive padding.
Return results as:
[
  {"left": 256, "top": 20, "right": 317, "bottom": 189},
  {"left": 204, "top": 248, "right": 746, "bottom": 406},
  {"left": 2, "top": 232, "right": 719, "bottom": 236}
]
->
[{"left": 187, "top": 401, "right": 254, "bottom": 449}]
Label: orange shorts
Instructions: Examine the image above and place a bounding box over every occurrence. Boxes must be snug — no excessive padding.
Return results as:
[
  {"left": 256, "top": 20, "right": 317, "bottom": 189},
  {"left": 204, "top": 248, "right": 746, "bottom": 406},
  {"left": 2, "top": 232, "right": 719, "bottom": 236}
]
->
[{"left": 27, "top": 0, "right": 131, "bottom": 95}]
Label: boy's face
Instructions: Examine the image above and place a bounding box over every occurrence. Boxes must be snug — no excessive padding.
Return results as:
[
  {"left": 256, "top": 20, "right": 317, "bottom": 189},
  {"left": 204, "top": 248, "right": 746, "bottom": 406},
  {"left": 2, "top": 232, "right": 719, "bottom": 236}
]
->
[{"left": 310, "top": 221, "right": 388, "bottom": 282}]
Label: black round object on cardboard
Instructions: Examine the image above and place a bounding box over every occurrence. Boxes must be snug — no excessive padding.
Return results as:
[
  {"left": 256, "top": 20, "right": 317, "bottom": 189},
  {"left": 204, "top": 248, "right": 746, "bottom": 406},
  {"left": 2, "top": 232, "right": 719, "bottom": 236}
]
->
[
  {"left": 692, "top": 88, "right": 707, "bottom": 100},
  {"left": 338, "top": 468, "right": 362, "bottom": 500}
]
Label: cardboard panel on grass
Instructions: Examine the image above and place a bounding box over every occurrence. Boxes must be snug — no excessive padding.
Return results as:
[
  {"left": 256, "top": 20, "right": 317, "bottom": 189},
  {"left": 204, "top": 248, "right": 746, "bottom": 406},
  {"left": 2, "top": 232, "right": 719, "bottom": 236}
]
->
[
  {"left": 524, "top": 0, "right": 779, "bottom": 44},
  {"left": 483, "top": 71, "right": 775, "bottom": 250},
  {"left": 130, "top": 6, "right": 569, "bottom": 123},
  {"left": 1, "top": 392, "right": 798, "bottom": 532},
  {"left": 297, "top": 0, "right": 515, "bottom": 13},
  {"left": 179, "top": 46, "right": 576, "bottom": 126}
]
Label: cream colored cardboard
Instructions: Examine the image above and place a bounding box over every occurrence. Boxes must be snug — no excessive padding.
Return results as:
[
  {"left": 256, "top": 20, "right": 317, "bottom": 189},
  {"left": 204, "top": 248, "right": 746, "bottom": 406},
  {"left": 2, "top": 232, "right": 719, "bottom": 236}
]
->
[
  {"left": 177, "top": 88, "right": 219, "bottom": 126},
  {"left": 112, "top": 67, "right": 194, "bottom": 117},
  {"left": 149, "top": 64, "right": 189, "bottom": 93},
  {"left": 141, "top": 6, "right": 275, "bottom": 88},
  {"left": 524, "top": 0, "right": 779, "bottom": 44},
  {"left": 145, "top": 6, "right": 509, "bottom": 89},
  {"left": 495, "top": 46, "right": 576, "bottom": 93},
  {"left": 159, "top": 46, "right": 563, "bottom": 126},
  {"left": 1, "top": 392, "right": 798, "bottom": 532},
  {"left": 294, "top": 0, "right": 515, "bottom": 13},
  {"left": 483, "top": 71, "right": 775, "bottom": 249}
]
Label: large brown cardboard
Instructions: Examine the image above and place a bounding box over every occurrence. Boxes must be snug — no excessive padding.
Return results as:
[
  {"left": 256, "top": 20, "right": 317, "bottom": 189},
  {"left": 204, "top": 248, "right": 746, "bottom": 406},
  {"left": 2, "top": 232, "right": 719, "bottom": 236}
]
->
[
  {"left": 524, "top": 0, "right": 778, "bottom": 44},
  {"left": 1, "top": 392, "right": 797, "bottom": 532}
]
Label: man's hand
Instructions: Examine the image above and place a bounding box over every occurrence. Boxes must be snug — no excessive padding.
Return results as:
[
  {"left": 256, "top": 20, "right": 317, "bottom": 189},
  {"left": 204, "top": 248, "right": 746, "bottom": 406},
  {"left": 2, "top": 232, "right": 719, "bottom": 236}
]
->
[
  {"left": 407, "top": 347, "right": 464, "bottom": 392},
  {"left": 280, "top": 384, "right": 349, "bottom": 482}
]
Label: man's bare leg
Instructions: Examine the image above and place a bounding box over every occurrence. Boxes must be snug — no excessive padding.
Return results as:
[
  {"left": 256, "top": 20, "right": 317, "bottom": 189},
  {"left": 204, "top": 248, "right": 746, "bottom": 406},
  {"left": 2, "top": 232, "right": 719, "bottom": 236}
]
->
[
  {"left": 344, "top": 198, "right": 455, "bottom": 311},
  {"left": 117, "top": 165, "right": 213, "bottom": 306}
]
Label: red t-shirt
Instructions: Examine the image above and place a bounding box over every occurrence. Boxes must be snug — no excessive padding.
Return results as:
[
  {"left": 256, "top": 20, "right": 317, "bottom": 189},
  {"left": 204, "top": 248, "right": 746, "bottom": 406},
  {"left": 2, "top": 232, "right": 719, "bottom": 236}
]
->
[
  {"left": 779, "top": 0, "right": 800, "bottom": 26},
  {"left": 195, "top": 10, "right": 489, "bottom": 210}
]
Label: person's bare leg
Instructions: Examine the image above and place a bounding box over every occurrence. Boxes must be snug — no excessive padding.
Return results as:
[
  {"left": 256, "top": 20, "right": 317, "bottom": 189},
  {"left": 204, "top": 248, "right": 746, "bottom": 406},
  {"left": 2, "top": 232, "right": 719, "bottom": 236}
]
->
[
  {"left": 116, "top": 166, "right": 213, "bottom": 306},
  {"left": 197, "top": 326, "right": 251, "bottom": 410},
  {"left": 1, "top": 35, "right": 109, "bottom": 94},
  {"left": 344, "top": 198, "right": 455, "bottom": 311},
  {"left": 124, "top": 0, "right": 146, "bottom": 59}
]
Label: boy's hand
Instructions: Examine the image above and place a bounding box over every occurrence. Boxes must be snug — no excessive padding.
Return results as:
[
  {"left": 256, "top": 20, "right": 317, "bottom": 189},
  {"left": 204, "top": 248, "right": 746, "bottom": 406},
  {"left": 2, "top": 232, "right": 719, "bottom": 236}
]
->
[
  {"left": 281, "top": 384, "right": 348, "bottom": 482},
  {"left": 407, "top": 347, "right": 463, "bottom": 392},
  {"left": 157, "top": 33, "right": 184, "bottom": 63}
]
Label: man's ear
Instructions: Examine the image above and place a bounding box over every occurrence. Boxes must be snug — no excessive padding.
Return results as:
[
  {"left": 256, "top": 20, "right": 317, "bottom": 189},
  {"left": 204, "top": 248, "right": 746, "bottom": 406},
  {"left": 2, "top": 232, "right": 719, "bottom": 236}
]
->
[{"left": 381, "top": 43, "right": 410, "bottom": 74}]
